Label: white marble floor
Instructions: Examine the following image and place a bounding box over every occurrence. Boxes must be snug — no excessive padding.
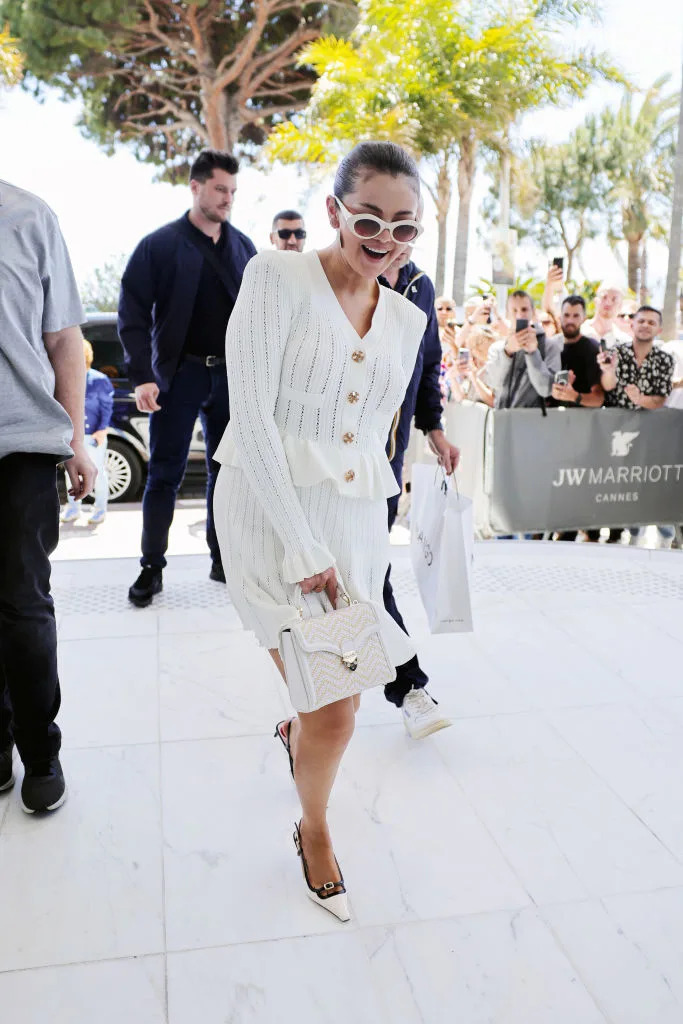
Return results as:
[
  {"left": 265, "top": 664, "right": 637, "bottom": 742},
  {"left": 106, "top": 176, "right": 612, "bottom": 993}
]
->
[{"left": 2, "top": 541, "right": 683, "bottom": 1023}]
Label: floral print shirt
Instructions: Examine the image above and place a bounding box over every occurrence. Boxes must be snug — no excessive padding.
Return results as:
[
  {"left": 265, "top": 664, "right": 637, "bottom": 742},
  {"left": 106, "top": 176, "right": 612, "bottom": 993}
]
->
[{"left": 604, "top": 342, "right": 674, "bottom": 409}]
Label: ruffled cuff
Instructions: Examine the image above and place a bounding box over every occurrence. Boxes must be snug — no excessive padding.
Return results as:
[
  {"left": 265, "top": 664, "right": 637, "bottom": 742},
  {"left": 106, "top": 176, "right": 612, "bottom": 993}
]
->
[{"left": 282, "top": 542, "right": 336, "bottom": 585}]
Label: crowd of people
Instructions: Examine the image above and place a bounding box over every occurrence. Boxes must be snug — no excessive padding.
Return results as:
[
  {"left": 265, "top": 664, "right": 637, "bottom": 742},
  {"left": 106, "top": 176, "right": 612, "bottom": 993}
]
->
[
  {"left": 435, "top": 271, "right": 683, "bottom": 546},
  {"left": 1, "top": 140, "right": 681, "bottom": 928},
  {"left": 438, "top": 277, "right": 682, "bottom": 417}
]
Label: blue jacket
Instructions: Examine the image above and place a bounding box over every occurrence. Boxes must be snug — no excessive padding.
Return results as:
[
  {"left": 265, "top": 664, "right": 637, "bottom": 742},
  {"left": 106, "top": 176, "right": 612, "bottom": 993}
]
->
[
  {"left": 118, "top": 214, "right": 257, "bottom": 391},
  {"left": 84, "top": 368, "right": 114, "bottom": 433},
  {"left": 380, "top": 261, "right": 443, "bottom": 479}
]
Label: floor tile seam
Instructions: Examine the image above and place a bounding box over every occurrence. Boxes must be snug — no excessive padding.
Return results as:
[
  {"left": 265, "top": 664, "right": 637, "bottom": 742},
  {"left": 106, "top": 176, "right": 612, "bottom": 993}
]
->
[
  {"left": 427, "top": 707, "right": 683, "bottom": 892},
  {"left": 427, "top": 735, "right": 543, "bottom": 912},
  {"left": 161, "top": 899, "right": 547, "bottom": 959},
  {"left": 534, "top": 610, "right": 643, "bottom": 695},
  {"left": 56, "top": 627, "right": 246, "bottom": 642},
  {"left": 0, "top": 948, "right": 166, "bottom": 977},
  {"left": 534, "top": 881, "right": 683, "bottom": 914},
  {"left": 542, "top": 714, "right": 683, "bottom": 869},
  {"left": 536, "top": 906, "right": 615, "bottom": 1024},
  {"left": 353, "top": 700, "right": 635, "bottom": 727},
  {"left": 58, "top": 729, "right": 291, "bottom": 754},
  {"left": 155, "top": 628, "right": 171, "bottom": 1024},
  {"left": 4, "top": 885, "right": 683, "bottom": 978}
]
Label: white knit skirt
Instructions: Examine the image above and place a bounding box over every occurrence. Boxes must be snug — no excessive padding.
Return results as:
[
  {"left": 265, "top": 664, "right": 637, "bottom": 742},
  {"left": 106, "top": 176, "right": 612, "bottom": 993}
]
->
[{"left": 213, "top": 465, "right": 416, "bottom": 662}]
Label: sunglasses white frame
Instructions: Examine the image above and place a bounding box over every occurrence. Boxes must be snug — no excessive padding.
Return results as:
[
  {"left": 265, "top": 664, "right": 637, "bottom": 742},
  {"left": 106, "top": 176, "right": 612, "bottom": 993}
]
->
[{"left": 333, "top": 196, "right": 423, "bottom": 244}]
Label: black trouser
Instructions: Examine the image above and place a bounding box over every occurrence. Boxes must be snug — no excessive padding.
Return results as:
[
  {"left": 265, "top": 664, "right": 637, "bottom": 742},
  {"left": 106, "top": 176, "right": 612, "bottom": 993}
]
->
[
  {"left": 141, "top": 358, "right": 230, "bottom": 568},
  {"left": 383, "top": 488, "right": 429, "bottom": 708},
  {"left": 0, "top": 453, "right": 62, "bottom": 763}
]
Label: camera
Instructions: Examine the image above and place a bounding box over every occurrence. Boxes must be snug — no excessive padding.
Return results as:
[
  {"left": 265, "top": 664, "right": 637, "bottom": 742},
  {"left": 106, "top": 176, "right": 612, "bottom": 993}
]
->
[
  {"left": 554, "top": 370, "right": 570, "bottom": 386},
  {"left": 552, "top": 257, "right": 564, "bottom": 271},
  {"left": 446, "top": 318, "right": 457, "bottom": 328},
  {"left": 458, "top": 347, "right": 470, "bottom": 363},
  {"left": 515, "top": 318, "right": 529, "bottom": 333}
]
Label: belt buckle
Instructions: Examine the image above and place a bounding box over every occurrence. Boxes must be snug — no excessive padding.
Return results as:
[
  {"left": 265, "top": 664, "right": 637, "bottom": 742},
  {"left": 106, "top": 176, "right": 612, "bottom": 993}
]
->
[{"left": 206, "top": 355, "right": 219, "bottom": 367}]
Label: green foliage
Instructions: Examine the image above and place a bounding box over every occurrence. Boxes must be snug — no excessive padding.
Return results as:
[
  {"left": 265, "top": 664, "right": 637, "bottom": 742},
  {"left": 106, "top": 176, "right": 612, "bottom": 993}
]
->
[
  {"left": 1, "top": 1, "right": 355, "bottom": 176},
  {"left": 599, "top": 76, "right": 679, "bottom": 254},
  {"left": 264, "top": 0, "right": 621, "bottom": 300},
  {"left": 482, "top": 118, "right": 610, "bottom": 279},
  {"left": 266, "top": 0, "right": 619, "bottom": 169},
  {"left": 0, "top": 23, "right": 22, "bottom": 85},
  {"left": 473, "top": 274, "right": 602, "bottom": 315},
  {"left": 80, "top": 254, "right": 127, "bottom": 313}
]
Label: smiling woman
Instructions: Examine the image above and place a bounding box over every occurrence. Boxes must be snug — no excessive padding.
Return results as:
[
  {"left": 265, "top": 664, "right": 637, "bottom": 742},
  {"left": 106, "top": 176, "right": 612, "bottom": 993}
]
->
[{"left": 212, "top": 140, "right": 427, "bottom": 923}]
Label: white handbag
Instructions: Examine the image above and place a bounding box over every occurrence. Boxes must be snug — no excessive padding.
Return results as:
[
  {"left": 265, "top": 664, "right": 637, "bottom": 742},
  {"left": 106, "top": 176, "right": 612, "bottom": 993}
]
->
[{"left": 279, "top": 584, "right": 397, "bottom": 714}]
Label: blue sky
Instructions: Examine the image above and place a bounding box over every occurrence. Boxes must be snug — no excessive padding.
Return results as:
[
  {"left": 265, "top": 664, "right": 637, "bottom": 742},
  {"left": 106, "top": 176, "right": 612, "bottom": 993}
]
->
[{"left": 1, "top": 0, "right": 681, "bottom": 300}]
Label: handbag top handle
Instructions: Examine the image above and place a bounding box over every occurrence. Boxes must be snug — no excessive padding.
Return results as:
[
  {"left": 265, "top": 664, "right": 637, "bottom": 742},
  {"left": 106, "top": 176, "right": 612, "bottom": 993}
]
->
[{"left": 293, "top": 578, "right": 352, "bottom": 617}]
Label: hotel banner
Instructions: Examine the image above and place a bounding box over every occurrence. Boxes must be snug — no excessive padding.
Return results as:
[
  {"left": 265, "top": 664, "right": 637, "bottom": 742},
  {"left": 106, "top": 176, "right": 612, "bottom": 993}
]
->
[{"left": 488, "top": 408, "right": 683, "bottom": 531}]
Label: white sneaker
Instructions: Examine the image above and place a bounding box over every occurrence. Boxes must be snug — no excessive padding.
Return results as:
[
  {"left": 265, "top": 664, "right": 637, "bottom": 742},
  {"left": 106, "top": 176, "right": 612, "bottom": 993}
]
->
[
  {"left": 60, "top": 505, "right": 80, "bottom": 523},
  {"left": 88, "top": 509, "right": 106, "bottom": 525},
  {"left": 401, "top": 688, "right": 452, "bottom": 740}
]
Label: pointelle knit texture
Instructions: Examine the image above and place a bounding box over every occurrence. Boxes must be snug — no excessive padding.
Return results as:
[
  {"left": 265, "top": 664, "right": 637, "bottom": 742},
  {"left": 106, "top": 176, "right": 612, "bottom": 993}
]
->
[{"left": 213, "top": 248, "right": 427, "bottom": 650}]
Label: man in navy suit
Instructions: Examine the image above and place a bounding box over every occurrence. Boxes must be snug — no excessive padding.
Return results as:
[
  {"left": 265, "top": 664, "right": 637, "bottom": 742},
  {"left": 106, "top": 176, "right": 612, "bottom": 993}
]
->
[
  {"left": 379, "top": 246, "right": 460, "bottom": 739},
  {"left": 118, "top": 150, "right": 256, "bottom": 606}
]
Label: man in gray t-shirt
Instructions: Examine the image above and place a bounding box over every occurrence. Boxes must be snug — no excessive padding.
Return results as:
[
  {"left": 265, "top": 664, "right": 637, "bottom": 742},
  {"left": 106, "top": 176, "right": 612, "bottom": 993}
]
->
[{"left": 0, "top": 180, "right": 95, "bottom": 813}]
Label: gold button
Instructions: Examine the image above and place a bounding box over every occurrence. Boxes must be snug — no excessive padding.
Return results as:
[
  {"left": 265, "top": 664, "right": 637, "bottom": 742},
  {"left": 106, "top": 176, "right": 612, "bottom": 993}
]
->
[
  {"left": 347, "top": 391, "right": 360, "bottom": 404},
  {"left": 343, "top": 432, "right": 355, "bottom": 444},
  {"left": 344, "top": 470, "right": 355, "bottom": 482},
  {"left": 351, "top": 350, "right": 365, "bottom": 363}
]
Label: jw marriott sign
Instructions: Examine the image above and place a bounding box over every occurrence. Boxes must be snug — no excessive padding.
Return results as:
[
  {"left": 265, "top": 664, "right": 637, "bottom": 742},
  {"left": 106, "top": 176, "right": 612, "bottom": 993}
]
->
[{"left": 488, "top": 409, "right": 683, "bottom": 532}]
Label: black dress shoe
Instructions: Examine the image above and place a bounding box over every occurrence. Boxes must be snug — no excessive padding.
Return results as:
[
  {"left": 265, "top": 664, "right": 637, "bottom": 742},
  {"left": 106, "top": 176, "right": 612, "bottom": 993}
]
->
[
  {"left": 128, "top": 566, "right": 163, "bottom": 607},
  {"left": 0, "top": 744, "right": 14, "bottom": 792},
  {"left": 21, "top": 756, "right": 66, "bottom": 813},
  {"left": 209, "top": 562, "right": 226, "bottom": 583}
]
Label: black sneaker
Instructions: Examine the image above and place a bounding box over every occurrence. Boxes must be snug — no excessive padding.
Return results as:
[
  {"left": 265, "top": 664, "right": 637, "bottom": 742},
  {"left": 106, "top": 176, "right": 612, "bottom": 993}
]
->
[
  {"left": 0, "top": 744, "right": 14, "bottom": 792},
  {"left": 209, "top": 561, "right": 226, "bottom": 584},
  {"left": 128, "top": 566, "right": 163, "bottom": 607},
  {"left": 21, "top": 756, "right": 66, "bottom": 813}
]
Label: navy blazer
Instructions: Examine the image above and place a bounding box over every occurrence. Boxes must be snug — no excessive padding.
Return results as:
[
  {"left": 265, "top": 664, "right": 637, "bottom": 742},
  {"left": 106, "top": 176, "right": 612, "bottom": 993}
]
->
[
  {"left": 380, "top": 261, "right": 443, "bottom": 479},
  {"left": 118, "top": 214, "right": 257, "bottom": 391}
]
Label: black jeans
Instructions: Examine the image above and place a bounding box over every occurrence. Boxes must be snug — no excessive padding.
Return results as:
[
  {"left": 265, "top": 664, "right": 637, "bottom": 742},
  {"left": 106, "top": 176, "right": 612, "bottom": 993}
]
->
[
  {"left": 141, "top": 358, "right": 230, "bottom": 568},
  {"left": 0, "top": 453, "right": 62, "bottom": 763},
  {"left": 383, "top": 488, "right": 429, "bottom": 708}
]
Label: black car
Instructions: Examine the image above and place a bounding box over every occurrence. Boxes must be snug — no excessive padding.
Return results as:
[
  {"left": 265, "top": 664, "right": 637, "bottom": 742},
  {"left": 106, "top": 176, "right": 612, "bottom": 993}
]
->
[{"left": 81, "top": 313, "right": 207, "bottom": 502}]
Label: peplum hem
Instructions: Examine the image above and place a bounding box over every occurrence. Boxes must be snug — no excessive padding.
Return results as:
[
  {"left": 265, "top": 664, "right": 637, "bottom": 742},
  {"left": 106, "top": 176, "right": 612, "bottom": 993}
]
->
[{"left": 213, "top": 427, "right": 400, "bottom": 500}]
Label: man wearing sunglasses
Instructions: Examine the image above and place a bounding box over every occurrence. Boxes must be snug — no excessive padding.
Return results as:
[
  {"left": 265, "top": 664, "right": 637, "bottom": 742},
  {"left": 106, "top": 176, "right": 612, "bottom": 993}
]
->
[
  {"left": 270, "top": 210, "right": 307, "bottom": 253},
  {"left": 378, "top": 230, "right": 460, "bottom": 740}
]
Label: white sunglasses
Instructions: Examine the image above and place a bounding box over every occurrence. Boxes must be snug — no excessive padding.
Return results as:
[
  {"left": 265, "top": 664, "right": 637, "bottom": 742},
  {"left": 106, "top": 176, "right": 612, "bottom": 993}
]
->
[{"left": 333, "top": 196, "right": 423, "bottom": 244}]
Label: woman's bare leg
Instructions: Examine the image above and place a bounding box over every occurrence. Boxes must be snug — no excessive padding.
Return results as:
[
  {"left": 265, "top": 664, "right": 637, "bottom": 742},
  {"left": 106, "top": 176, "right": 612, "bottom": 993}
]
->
[{"left": 269, "top": 648, "right": 355, "bottom": 888}]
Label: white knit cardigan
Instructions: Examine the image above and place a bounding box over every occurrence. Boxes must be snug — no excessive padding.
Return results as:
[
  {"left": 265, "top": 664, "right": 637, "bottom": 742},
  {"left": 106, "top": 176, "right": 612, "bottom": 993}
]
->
[{"left": 214, "top": 249, "right": 427, "bottom": 583}]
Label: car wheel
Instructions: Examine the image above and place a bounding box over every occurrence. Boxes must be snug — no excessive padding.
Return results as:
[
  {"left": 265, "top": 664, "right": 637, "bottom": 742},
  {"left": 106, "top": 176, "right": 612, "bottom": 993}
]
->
[{"left": 106, "top": 437, "right": 144, "bottom": 502}]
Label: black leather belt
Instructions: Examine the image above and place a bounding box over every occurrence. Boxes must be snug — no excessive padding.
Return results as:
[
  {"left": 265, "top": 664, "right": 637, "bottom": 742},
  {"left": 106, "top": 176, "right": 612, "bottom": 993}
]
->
[{"left": 184, "top": 354, "right": 226, "bottom": 367}]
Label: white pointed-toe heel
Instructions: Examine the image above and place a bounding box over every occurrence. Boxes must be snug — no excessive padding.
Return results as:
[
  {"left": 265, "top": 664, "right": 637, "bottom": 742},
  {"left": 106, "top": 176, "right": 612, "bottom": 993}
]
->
[{"left": 293, "top": 821, "right": 351, "bottom": 923}]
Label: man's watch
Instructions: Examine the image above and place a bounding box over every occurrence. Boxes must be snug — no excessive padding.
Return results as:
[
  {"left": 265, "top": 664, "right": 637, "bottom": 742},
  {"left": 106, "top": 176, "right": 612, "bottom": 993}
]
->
[{"left": 574, "top": 392, "right": 582, "bottom": 406}]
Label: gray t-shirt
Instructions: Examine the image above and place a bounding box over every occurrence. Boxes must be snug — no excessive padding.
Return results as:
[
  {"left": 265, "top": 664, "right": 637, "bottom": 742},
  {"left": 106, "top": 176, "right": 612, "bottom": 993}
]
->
[{"left": 0, "top": 180, "right": 84, "bottom": 461}]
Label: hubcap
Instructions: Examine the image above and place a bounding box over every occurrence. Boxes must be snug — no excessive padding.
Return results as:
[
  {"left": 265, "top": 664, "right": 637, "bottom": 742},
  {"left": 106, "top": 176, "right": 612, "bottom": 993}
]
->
[{"left": 106, "top": 449, "right": 133, "bottom": 500}]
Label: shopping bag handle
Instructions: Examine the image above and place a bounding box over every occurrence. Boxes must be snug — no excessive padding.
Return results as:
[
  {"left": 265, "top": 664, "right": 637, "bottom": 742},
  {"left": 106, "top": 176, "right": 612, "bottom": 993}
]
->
[{"left": 434, "top": 465, "right": 460, "bottom": 500}]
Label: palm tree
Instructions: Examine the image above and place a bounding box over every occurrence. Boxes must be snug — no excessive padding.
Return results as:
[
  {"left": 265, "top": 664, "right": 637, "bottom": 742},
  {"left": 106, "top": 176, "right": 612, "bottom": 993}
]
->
[
  {"left": 600, "top": 77, "right": 679, "bottom": 297},
  {"left": 663, "top": 63, "right": 683, "bottom": 340},
  {"left": 265, "top": 0, "right": 618, "bottom": 300},
  {"left": 497, "top": 117, "right": 608, "bottom": 282}
]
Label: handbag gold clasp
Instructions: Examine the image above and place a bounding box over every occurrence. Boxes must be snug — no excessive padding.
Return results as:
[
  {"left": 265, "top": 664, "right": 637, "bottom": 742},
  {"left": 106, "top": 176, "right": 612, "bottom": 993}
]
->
[{"left": 341, "top": 651, "right": 358, "bottom": 671}]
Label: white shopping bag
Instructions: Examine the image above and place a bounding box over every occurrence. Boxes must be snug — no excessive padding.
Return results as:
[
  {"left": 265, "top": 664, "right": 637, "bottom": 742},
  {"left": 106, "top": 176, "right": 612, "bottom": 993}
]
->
[{"left": 410, "top": 464, "right": 474, "bottom": 633}]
